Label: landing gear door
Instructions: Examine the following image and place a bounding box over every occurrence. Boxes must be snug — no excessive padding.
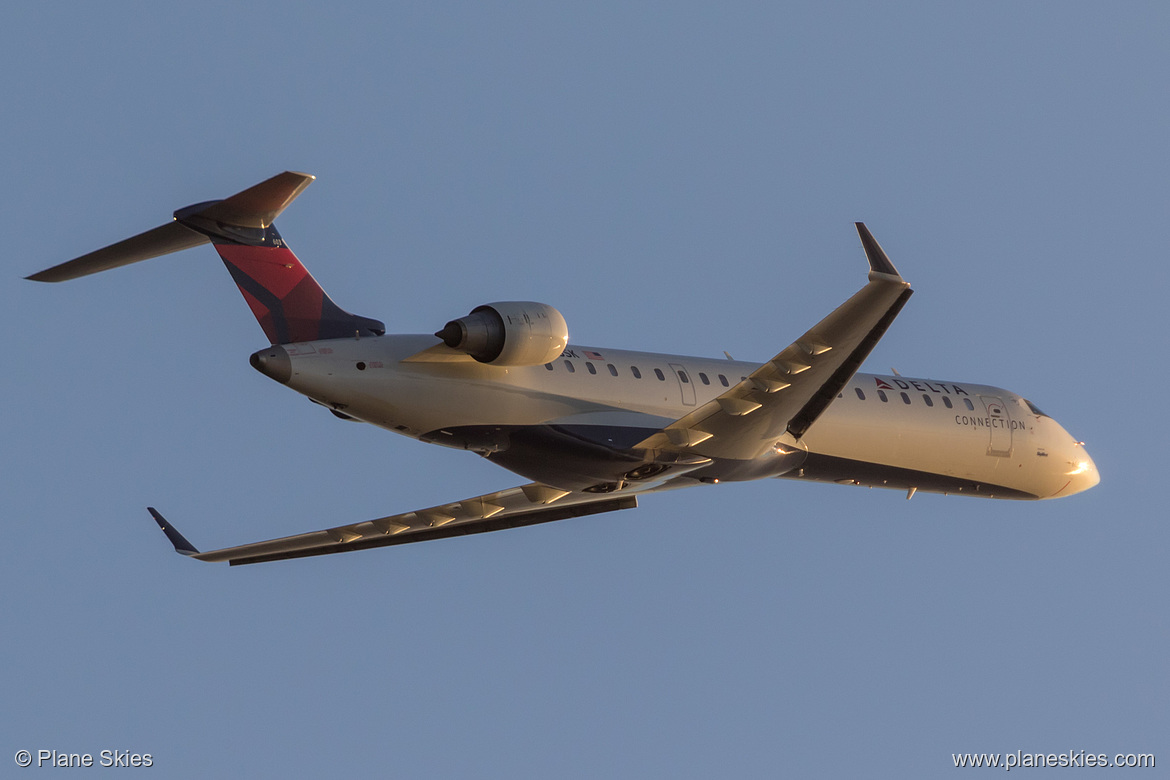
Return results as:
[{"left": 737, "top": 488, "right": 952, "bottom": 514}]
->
[{"left": 979, "top": 395, "right": 1014, "bottom": 457}]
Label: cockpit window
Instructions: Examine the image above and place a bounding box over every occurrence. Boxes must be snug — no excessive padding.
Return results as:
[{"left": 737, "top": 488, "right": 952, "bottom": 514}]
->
[{"left": 1024, "top": 398, "right": 1049, "bottom": 417}]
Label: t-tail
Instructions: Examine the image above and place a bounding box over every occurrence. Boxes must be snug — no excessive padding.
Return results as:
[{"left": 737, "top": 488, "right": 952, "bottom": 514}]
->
[{"left": 27, "top": 172, "right": 385, "bottom": 344}]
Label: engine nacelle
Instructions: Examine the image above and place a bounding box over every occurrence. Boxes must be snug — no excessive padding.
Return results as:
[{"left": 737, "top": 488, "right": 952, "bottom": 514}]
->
[{"left": 435, "top": 301, "right": 569, "bottom": 366}]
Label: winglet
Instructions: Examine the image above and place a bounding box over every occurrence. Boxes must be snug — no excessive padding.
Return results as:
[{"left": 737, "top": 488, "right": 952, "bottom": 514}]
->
[
  {"left": 855, "top": 223, "right": 903, "bottom": 281},
  {"left": 148, "top": 507, "right": 200, "bottom": 556}
]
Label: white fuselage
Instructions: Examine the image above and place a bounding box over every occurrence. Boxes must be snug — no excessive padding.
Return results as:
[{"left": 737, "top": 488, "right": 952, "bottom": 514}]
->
[{"left": 262, "top": 335, "right": 1099, "bottom": 500}]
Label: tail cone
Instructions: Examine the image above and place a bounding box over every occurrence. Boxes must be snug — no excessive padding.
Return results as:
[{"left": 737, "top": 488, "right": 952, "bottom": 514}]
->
[{"left": 250, "top": 346, "right": 292, "bottom": 383}]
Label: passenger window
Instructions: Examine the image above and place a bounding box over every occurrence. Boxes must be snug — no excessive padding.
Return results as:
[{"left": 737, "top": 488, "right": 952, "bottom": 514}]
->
[
  {"left": 922, "top": 394, "right": 933, "bottom": 407},
  {"left": 677, "top": 370, "right": 689, "bottom": 383},
  {"left": 607, "top": 364, "right": 618, "bottom": 377},
  {"left": 699, "top": 373, "right": 710, "bottom": 385},
  {"left": 740, "top": 376, "right": 747, "bottom": 382},
  {"left": 586, "top": 362, "right": 597, "bottom": 375},
  {"left": 563, "top": 360, "right": 575, "bottom": 373},
  {"left": 942, "top": 397, "right": 952, "bottom": 409},
  {"left": 544, "top": 363, "right": 554, "bottom": 371},
  {"left": 901, "top": 392, "right": 911, "bottom": 404},
  {"left": 964, "top": 398, "right": 974, "bottom": 411},
  {"left": 855, "top": 388, "right": 866, "bottom": 401},
  {"left": 654, "top": 368, "right": 665, "bottom": 381},
  {"left": 631, "top": 366, "right": 642, "bottom": 379},
  {"left": 878, "top": 390, "right": 888, "bottom": 402},
  {"left": 718, "top": 374, "right": 729, "bottom": 387}
]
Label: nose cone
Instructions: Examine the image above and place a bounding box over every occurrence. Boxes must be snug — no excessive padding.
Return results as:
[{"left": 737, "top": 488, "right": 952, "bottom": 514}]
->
[
  {"left": 1065, "top": 445, "right": 1100, "bottom": 495},
  {"left": 249, "top": 345, "right": 291, "bottom": 383}
]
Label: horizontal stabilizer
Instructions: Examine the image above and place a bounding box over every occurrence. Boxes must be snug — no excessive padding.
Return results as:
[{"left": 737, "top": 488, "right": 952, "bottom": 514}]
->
[
  {"left": 26, "top": 222, "right": 208, "bottom": 282},
  {"left": 26, "top": 171, "right": 316, "bottom": 283},
  {"left": 189, "top": 171, "right": 315, "bottom": 229}
]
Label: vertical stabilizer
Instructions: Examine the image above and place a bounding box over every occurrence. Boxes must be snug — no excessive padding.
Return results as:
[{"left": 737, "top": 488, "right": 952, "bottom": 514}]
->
[
  {"left": 193, "top": 221, "right": 384, "bottom": 344},
  {"left": 173, "top": 172, "right": 385, "bottom": 344}
]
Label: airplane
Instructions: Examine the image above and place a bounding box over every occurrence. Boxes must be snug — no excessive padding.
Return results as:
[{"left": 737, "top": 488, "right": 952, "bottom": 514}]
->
[{"left": 27, "top": 172, "right": 1100, "bottom": 565}]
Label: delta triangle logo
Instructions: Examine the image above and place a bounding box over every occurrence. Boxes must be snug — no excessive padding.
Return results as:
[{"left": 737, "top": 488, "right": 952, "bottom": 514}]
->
[{"left": 875, "top": 377, "right": 894, "bottom": 390}]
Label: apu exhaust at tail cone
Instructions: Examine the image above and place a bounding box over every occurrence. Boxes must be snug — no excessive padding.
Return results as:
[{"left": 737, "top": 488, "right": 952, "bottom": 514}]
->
[{"left": 27, "top": 172, "right": 384, "bottom": 345}]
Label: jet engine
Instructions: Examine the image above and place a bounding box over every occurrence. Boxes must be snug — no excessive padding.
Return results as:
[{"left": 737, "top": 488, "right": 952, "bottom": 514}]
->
[{"left": 435, "top": 302, "right": 569, "bottom": 365}]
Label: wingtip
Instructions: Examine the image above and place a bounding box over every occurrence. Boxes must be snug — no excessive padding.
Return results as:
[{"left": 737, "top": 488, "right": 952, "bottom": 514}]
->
[
  {"left": 855, "top": 222, "right": 904, "bottom": 281},
  {"left": 148, "top": 507, "right": 200, "bottom": 556}
]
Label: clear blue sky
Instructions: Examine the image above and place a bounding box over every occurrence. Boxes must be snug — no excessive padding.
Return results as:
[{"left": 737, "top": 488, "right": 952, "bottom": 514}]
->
[{"left": 3, "top": 3, "right": 1165, "bottom": 777}]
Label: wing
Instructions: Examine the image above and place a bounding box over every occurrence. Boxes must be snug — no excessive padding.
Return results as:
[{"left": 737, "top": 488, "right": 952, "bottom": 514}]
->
[
  {"left": 635, "top": 223, "right": 913, "bottom": 461},
  {"left": 149, "top": 483, "right": 637, "bottom": 565}
]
